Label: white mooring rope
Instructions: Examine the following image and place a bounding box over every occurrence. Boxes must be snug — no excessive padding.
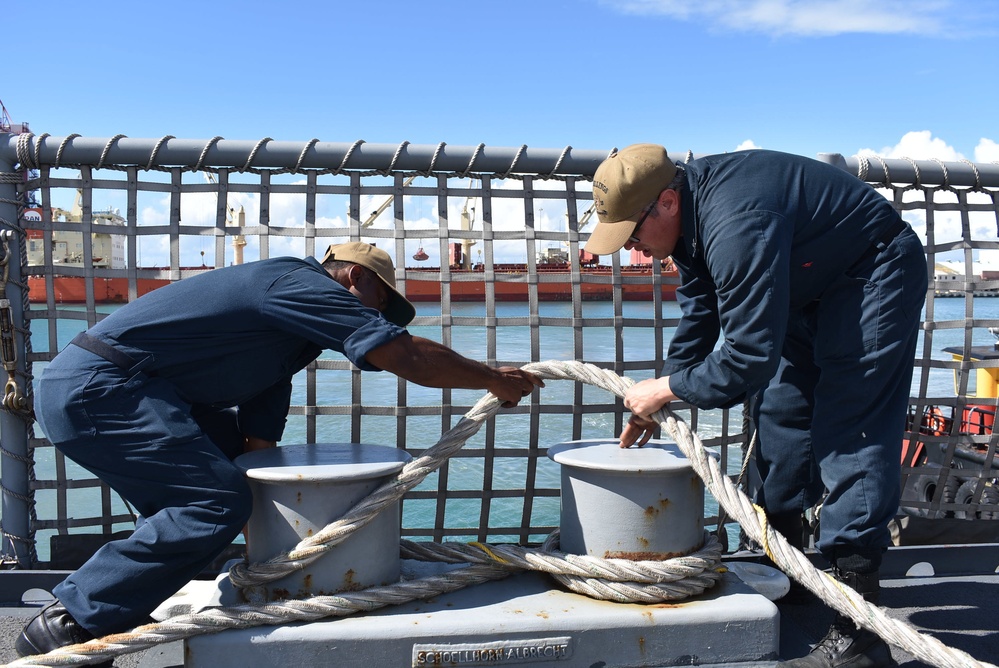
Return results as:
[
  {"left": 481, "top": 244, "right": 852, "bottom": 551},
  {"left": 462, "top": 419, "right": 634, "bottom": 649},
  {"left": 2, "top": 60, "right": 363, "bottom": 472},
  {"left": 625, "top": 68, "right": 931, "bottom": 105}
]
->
[{"left": 5, "top": 361, "right": 995, "bottom": 668}]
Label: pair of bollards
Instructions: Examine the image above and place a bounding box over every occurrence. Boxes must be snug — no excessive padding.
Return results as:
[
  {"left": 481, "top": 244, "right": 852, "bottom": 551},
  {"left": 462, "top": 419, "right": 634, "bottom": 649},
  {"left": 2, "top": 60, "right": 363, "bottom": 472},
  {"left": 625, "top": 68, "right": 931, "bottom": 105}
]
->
[{"left": 236, "top": 438, "right": 705, "bottom": 601}]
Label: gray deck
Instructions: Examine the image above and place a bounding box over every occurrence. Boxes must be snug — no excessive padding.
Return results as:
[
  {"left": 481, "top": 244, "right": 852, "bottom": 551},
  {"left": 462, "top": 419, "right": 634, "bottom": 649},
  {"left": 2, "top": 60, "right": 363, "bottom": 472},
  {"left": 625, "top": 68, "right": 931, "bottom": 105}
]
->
[{"left": 0, "top": 544, "right": 996, "bottom": 667}]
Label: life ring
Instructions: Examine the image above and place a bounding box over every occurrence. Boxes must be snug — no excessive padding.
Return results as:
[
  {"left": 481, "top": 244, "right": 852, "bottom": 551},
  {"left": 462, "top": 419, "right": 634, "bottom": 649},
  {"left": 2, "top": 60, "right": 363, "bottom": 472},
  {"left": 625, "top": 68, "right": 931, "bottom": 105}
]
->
[
  {"left": 921, "top": 406, "right": 948, "bottom": 437},
  {"left": 725, "top": 561, "right": 791, "bottom": 601}
]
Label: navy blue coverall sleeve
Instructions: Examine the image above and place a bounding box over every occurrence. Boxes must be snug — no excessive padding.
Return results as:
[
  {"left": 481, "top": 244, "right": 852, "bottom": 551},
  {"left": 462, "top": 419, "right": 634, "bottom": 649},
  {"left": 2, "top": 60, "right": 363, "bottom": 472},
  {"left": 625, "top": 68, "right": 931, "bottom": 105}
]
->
[
  {"left": 662, "top": 254, "right": 720, "bottom": 379},
  {"left": 666, "top": 211, "right": 792, "bottom": 409},
  {"left": 260, "top": 268, "right": 407, "bottom": 372}
]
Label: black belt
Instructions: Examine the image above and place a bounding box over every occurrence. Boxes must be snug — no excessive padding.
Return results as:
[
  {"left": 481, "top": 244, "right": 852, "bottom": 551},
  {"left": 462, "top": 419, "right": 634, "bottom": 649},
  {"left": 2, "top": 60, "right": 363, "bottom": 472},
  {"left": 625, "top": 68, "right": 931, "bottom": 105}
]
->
[
  {"left": 70, "top": 332, "right": 153, "bottom": 375},
  {"left": 854, "top": 217, "right": 907, "bottom": 267}
]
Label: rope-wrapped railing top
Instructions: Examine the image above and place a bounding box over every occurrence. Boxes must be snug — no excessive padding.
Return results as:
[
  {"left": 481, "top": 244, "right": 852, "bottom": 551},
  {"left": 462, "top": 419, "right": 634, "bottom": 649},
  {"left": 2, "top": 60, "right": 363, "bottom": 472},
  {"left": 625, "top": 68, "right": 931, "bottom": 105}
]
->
[
  {"left": 818, "top": 152, "right": 999, "bottom": 190},
  {"left": 5, "top": 361, "right": 994, "bottom": 668},
  {"left": 2, "top": 135, "right": 611, "bottom": 179},
  {"left": 4, "top": 135, "right": 999, "bottom": 189}
]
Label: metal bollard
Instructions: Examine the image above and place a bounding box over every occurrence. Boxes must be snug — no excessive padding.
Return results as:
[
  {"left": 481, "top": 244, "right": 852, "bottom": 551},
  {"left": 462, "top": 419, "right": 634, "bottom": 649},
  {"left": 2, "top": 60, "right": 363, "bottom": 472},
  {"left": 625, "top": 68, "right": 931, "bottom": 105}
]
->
[
  {"left": 547, "top": 438, "right": 705, "bottom": 558},
  {"left": 235, "top": 443, "right": 412, "bottom": 601}
]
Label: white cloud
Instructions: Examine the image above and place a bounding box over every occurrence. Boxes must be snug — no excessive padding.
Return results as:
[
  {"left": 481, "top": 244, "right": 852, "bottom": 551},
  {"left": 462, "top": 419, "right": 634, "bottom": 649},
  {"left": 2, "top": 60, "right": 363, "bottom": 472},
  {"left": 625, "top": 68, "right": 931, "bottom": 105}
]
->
[
  {"left": 734, "top": 139, "right": 761, "bottom": 151},
  {"left": 603, "top": 0, "right": 965, "bottom": 37},
  {"left": 857, "top": 130, "right": 963, "bottom": 161},
  {"left": 855, "top": 131, "right": 998, "bottom": 264},
  {"left": 975, "top": 138, "right": 999, "bottom": 163}
]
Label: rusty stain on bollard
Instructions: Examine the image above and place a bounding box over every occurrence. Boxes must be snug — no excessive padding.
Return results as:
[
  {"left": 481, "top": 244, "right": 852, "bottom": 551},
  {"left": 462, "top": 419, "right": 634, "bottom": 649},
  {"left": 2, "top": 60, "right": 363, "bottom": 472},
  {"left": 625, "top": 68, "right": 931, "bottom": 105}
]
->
[{"left": 606, "top": 548, "right": 689, "bottom": 560}]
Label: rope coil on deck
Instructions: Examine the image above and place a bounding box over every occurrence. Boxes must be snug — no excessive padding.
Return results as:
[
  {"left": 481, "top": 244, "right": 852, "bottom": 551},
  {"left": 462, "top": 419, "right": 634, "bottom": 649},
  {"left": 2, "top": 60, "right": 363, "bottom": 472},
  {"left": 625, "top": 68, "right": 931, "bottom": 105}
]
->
[
  {"left": 4, "top": 360, "right": 995, "bottom": 668},
  {"left": 402, "top": 531, "right": 724, "bottom": 604}
]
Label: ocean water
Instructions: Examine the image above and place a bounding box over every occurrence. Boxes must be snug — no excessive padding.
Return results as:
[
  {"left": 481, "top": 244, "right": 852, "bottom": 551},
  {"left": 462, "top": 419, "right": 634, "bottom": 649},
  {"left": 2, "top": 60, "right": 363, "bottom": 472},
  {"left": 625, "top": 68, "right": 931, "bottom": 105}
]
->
[{"left": 20, "top": 296, "right": 995, "bottom": 561}]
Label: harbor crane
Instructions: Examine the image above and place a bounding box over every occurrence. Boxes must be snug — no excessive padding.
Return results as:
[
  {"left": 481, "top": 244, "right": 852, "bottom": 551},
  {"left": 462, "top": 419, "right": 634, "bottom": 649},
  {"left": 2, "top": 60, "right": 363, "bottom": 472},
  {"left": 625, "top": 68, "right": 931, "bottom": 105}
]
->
[
  {"left": 362, "top": 175, "right": 418, "bottom": 227},
  {"left": 203, "top": 172, "right": 246, "bottom": 265},
  {"left": 0, "top": 99, "right": 29, "bottom": 134},
  {"left": 361, "top": 176, "right": 477, "bottom": 268}
]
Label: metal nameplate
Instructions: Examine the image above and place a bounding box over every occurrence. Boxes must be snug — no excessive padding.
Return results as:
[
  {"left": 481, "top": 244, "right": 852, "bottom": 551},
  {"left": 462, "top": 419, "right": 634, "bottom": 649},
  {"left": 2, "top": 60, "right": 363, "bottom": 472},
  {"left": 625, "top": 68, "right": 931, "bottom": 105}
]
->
[{"left": 412, "top": 637, "right": 572, "bottom": 666}]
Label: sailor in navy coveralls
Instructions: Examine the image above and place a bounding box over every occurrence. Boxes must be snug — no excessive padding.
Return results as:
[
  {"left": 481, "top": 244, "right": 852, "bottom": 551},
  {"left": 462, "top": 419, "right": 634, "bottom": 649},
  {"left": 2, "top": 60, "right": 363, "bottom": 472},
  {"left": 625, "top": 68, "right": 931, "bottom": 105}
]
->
[
  {"left": 18, "top": 242, "right": 543, "bottom": 660},
  {"left": 585, "top": 145, "right": 926, "bottom": 668}
]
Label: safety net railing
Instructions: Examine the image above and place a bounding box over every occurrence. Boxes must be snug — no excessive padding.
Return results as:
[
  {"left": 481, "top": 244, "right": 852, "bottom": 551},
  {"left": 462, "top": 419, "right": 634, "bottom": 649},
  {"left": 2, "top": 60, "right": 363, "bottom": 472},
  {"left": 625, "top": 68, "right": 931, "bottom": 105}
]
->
[
  {"left": 0, "top": 135, "right": 996, "bottom": 571},
  {"left": 824, "top": 153, "right": 999, "bottom": 535}
]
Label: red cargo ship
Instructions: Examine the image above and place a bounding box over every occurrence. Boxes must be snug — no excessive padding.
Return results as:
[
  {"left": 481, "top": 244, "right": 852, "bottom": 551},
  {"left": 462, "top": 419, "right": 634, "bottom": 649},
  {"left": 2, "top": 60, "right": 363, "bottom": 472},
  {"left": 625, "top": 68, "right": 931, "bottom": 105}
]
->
[
  {"left": 28, "top": 243, "right": 677, "bottom": 304},
  {"left": 27, "top": 263, "right": 677, "bottom": 304}
]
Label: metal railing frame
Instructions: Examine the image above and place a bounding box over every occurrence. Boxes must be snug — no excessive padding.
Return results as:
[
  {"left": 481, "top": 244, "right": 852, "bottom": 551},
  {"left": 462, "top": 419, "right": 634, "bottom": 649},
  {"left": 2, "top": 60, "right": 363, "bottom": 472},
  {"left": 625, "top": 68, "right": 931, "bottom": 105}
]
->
[{"left": 1, "top": 134, "right": 998, "bottom": 569}]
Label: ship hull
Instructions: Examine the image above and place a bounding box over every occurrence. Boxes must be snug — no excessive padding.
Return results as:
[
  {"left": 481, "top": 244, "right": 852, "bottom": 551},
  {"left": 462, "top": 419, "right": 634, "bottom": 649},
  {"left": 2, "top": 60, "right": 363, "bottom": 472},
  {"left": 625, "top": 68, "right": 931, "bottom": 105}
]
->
[
  {"left": 404, "top": 265, "right": 677, "bottom": 302},
  {"left": 28, "top": 275, "right": 172, "bottom": 304},
  {"left": 28, "top": 266, "right": 678, "bottom": 304}
]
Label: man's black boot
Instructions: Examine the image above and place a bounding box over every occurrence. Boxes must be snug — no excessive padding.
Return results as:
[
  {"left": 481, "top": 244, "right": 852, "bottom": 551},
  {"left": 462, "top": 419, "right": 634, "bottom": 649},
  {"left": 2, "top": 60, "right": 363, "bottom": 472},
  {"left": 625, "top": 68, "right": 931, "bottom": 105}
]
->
[
  {"left": 15, "top": 599, "right": 110, "bottom": 665},
  {"left": 779, "top": 569, "right": 896, "bottom": 668}
]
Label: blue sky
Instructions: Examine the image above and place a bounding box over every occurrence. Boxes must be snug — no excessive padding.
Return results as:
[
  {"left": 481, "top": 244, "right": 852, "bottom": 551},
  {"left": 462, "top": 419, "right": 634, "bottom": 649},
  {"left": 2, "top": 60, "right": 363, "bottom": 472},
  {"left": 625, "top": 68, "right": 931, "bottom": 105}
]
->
[{"left": 4, "top": 0, "right": 998, "bottom": 163}]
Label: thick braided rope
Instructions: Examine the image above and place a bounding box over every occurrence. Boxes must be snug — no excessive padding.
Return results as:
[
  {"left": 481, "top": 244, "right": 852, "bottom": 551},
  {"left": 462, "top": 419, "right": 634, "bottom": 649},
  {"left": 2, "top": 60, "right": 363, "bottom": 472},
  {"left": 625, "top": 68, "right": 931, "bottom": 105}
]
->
[
  {"left": 1, "top": 564, "right": 513, "bottom": 667},
  {"left": 646, "top": 386, "right": 996, "bottom": 668},
  {"left": 401, "top": 531, "right": 723, "bottom": 603},
  {"left": 228, "top": 361, "right": 633, "bottom": 588},
  {"left": 3, "top": 538, "right": 723, "bottom": 667},
  {"left": 227, "top": 395, "right": 498, "bottom": 588},
  {"left": 4, "top": 360, "right": 719, "bottom": 667},
  {"left": 7, "top": 361, "right": 992, "bottom": 668},
  {"left": 232, "top": 359, "right": 993, "bottom": 667}
]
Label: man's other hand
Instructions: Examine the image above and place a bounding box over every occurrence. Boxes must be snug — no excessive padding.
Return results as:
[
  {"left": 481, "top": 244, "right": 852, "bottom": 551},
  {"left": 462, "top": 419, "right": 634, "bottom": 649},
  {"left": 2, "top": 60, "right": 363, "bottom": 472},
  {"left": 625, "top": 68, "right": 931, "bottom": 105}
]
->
[
  {"left": 491, "top": 367, "right": 545, "bottom": 407},
  {"left": 619, "top": 415, "right": 658, "bottom": 448}
]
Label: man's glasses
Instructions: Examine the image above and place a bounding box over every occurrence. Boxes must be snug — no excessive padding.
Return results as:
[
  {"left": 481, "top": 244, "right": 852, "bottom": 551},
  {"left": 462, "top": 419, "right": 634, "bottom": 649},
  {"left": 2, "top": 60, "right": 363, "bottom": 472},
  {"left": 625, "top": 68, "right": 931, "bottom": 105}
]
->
[{"left": 628, "top": 201, "right": 657, "bottom": 245}]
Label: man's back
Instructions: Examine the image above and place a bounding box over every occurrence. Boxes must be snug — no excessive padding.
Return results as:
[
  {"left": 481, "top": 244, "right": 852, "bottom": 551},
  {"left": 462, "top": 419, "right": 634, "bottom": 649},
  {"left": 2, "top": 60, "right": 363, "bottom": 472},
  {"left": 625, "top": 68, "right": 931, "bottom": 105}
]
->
[{"left": 85, "top": 256, "right": 404, "bottom": 406}]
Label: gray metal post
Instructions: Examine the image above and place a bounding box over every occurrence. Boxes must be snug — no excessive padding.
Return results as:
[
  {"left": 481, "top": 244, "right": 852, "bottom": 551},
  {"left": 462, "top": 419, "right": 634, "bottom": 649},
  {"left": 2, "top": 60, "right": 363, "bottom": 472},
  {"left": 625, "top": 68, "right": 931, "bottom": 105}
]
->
[{"left": 0, "top": 133, "right": 33, "bottom": 567}]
